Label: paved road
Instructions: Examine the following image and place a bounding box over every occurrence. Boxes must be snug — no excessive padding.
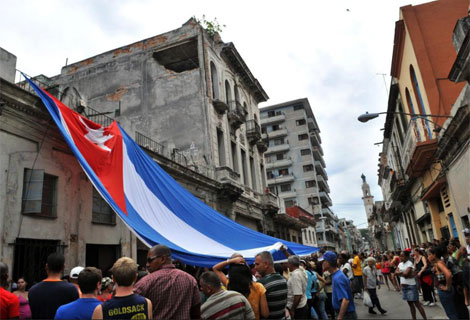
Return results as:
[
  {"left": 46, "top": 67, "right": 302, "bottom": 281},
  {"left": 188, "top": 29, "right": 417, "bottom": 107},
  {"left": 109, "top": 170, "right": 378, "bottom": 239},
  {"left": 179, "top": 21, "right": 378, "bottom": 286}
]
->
[{"left": 353, "top": 287, "right": 448, "bottom": 319}]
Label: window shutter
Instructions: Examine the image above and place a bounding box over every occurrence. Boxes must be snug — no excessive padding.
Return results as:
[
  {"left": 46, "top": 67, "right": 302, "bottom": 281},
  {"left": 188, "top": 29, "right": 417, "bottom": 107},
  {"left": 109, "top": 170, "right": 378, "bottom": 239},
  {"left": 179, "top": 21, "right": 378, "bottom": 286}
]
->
[{"left": 22, "top": 169, "right": 44, "bottom": 213}]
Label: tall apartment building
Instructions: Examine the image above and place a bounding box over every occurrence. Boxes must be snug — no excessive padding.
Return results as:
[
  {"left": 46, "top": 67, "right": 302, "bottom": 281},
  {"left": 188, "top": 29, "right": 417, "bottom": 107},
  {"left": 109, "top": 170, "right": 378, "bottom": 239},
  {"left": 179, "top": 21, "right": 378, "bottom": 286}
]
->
[{"left": 260, "top": 98, "right": 335, "bottom": 248}]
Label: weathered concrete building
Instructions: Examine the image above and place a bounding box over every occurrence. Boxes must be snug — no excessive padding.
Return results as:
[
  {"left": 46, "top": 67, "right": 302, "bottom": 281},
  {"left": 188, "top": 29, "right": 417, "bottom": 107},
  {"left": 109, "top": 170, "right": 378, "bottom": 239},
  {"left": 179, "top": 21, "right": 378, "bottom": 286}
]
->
[
  {"left": 0, "top": 19, "right": 282, "bottom": 283},
  {"left": 260, "top": 98, "right": 333, "bottom": 248},
  {"left": 56, "top": 18, "right": 278, "bottom": 233}
]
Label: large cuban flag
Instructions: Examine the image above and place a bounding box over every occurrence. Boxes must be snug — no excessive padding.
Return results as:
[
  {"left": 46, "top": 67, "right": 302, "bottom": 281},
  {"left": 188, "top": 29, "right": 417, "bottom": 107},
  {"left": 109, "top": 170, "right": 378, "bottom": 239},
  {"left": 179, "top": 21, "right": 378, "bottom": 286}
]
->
[{"left": 25, "top": 76, "right": 318, "bottom": 267}]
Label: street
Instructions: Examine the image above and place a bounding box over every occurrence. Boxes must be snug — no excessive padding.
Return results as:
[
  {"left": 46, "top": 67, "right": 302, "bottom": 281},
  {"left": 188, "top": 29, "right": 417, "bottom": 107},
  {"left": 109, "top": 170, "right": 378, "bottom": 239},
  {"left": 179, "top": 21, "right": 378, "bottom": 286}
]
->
[{"left": 354, "top": 287, "right": 448, "bottom": 319}]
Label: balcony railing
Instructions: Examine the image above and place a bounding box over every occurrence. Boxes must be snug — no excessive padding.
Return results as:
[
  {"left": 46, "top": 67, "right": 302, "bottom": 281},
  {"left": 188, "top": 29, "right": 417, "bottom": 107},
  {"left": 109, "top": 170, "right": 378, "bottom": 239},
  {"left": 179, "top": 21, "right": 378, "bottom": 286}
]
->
[
  {"left": 265, "top": 158, "right": 293, "bottom": 170},
  {"left": 268, "top": 128, "right": 288, "bottom": 139},
  {"left": 227, "top": 100, "right": 245, "bottom": 129},
  {"left": 265, "top": 143, "right": 290, "bottom": 154},
  {"left": 246, "top": 120, "right": 261, "bottom": 143},
  {"left": 135, "top": 131, "right": 165, "bottom": 155},
  {"left": 401, "top": 117, "right": 438, "bottom": 176},
  {"left": 260, "top": 112, "right": 285, "bottom": 125}
]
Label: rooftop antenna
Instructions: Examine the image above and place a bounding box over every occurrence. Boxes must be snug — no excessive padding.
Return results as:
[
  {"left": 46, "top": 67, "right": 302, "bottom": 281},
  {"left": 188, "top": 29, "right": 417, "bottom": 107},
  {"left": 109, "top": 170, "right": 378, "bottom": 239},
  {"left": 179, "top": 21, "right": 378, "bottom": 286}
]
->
[{"left": 376, "top": 73, "right": 388, "bottom": 96}]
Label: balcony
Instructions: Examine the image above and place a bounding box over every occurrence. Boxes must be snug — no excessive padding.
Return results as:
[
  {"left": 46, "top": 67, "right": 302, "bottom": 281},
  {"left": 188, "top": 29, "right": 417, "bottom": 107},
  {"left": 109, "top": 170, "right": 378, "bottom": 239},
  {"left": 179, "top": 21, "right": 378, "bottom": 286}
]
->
[
  {"left": 322, "top": 207, "right": 335, "bottom": 220},
  {"left": 307, "top": 118, "right": 317, "bottom": 131},
  {"left": 212, "top": 99, "right": 229, "bottom": 114},
  {"left": 316, "top": 239, "right": 336, "bottom": 249},
  {"left": 227, "top": 100, "right": 246, "bottom": 129},
  {"left": 261, "top": 192, "right": 279, "bottom": 214},
  {"left": 265, "top": 143, "right": 290, "bottom": 154},
  {"left": 268, "top": 128, "right": 288, "bottom": 139},
  {"left": 215, "top": 166, "right": 243, "bottom": 201},
  {"left": 401, "top": 118, "right": 438, "bottom": 178},
  {"left": 256, "top": 138, "right": 268, "bottom": 153},
  {"left": 246, "top": 120, "right": 262, "bottom": 144},
  {"left": 317, "top": 175, "right": 330, "bottom": 192},
  {"left": 319, "top": 191, "right": 332, "bottom": 206},
  {"left": 310, "top": 133, "right": 321, "bottom": 147},
  {"left": 315, "top": 161, "right": 328, "bottom": 179},
  {"left": 279, "top": 191, "right": 297, "bottom": 199},
  {"left": 265, "top": 158, "right": 293, "bottom": 169},
  {"left": 267, "top": 174, "right": 295, "bottom": 185},
  {"left": 260, "top": 113, "right": 285, "bottom": 125},
  {"left": 312, "top": 146, "right": 324, "bottom": 159}
]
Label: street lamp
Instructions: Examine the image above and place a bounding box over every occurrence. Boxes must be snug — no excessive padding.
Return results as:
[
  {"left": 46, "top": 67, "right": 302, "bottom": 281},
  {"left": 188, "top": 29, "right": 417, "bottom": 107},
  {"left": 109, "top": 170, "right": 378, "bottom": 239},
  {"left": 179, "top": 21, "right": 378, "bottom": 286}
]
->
[{"left": 357, "top": 111, "right": 452, "bottom": 123}]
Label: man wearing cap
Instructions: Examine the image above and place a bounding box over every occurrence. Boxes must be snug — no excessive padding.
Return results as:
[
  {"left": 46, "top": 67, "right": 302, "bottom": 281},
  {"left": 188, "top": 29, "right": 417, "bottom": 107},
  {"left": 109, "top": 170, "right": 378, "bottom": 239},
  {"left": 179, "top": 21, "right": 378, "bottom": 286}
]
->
[
  {"left": 462, "top": 228, "right": 470, "bottom": 305},
  {"left": 28, "top": 252, "right": 79, "bottom": 319},
  {"left": 322, "top": 251, "right": 356, "bottom": 320},
  {"left": 69, "top": 266, "right": 84, "bottom": 297},
  {"left": 285, "top": 255, "right": 308, "bottom": 319}
]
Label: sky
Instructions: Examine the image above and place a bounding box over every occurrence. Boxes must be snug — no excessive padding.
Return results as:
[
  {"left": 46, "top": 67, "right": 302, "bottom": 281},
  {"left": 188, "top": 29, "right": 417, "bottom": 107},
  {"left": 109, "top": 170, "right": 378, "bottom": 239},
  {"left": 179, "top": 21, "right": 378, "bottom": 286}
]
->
[{"left": 1, "top": 0, "right": 430, "bottom": 229}]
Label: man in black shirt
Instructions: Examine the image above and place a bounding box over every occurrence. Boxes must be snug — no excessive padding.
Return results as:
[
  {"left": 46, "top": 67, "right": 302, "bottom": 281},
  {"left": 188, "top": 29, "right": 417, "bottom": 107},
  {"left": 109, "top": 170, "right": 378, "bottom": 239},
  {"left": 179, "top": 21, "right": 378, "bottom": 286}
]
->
[
  {"left": 255, "top": 251, "right": 288, "bottom": 319},
  {"left": 28, "top": 252, "right": 79, "bottom": 319}
]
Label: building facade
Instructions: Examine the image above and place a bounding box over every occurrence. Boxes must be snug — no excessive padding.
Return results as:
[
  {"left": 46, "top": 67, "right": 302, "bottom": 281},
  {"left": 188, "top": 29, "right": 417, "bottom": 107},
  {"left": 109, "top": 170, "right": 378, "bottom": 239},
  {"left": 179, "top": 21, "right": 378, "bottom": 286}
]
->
[
  {"left": 0, "top": 19, "right": 285, "bottom": 284},
  {"left": 260, "top": 98, "right": 333, "bottom": 248},
  {"left": 377, "top": 0, "right": 469, "bottom": 247},
  {"left": 55, "top": 18, "right": 279, "bottom": 234}
]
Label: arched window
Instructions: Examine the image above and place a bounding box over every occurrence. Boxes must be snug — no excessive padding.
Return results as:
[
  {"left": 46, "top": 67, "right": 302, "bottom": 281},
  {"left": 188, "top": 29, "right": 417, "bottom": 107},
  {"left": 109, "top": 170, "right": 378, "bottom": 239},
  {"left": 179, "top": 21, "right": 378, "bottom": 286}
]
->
[
  {"left": 225, "top": 80, "right": 232, "bottom": 103},
  {"left": 210, "top": 62, "right": 218, "bottom": 99},
  {"left": 410, "top": 65, "right": 432, "bottom": 138},
  {"left": 405, "top": 88, "right": 416, "bottom": 116},
  {"left": 234, "top": 85, "right": 240, "bottom": 103}
]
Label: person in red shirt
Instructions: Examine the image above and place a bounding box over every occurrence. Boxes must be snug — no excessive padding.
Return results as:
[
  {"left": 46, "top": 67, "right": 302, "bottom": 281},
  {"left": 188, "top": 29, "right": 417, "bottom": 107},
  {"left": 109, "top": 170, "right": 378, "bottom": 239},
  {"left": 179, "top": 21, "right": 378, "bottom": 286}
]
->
[{"left": 0, "top": 262, "right": 20, "bottom": 319}]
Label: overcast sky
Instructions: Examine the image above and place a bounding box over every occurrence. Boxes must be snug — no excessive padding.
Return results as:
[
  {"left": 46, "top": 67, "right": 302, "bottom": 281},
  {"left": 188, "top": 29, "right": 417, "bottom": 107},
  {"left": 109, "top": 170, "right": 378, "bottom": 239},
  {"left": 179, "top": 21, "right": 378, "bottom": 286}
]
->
[{"left": 1, "top": 0, "right": 429, "bottom": 229}]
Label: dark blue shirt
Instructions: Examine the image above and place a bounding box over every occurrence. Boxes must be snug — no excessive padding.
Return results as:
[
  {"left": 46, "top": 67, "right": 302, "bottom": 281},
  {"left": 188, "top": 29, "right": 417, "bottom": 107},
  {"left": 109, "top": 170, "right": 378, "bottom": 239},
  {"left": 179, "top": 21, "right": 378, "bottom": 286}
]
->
[
  {"left": 29, "top": 280, "right": 79, "bottom": 319},
  {"left": 101, "top": 294, "right": 148, "bottom": 319},
  {"left": 54, "top": 298, "right": 101, "bottom": 320},
  {"left": 331, "top": 269, "right": 355, "bottom": 313}
]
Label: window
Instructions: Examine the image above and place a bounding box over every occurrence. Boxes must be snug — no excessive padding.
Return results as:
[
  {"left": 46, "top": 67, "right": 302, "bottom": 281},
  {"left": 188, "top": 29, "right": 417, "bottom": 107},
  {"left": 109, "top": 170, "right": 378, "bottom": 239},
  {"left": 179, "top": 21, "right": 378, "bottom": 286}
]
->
[
  {"left": 278, "top": 168, "right": 289, "bottom": 176},
  {"left": 267, "top": 111, "right": 276, "bottom": 117},
  {"left": 92, "top": 188, "right": 115, "bottom": 225},
  {"left": 22, "top": 169, "right": 57, "bottom": 218},
  {"left": 305, "top": 180, "right": 315, "bottom": 188},
  {"left": 303, "top": 164, "right": 314, "bottom": 172},
  {"left": 225, "top": 80, "right": 232, "bottom": 103},
  {"left": 300, "top": 149, "right": 311, "bottom": 156},
  {"left": 308, "top": 197, "right": 318, "bottom": 205},
  {"left": 293, "top": 104, "right": 303, "bottom": 111},
  {"left": 284, "top": 199, "right": 295, "bottom": 208},
  {"left": 296, "top": 119, "right": 306, "bottom": 126},
  {"left": 298, "top": 134, "right": 308, "bottom": 141},
  {"left": 276, "top": 153, "right": 285, "bottom": 160},
  {"left": 272, "top": 124, "right": 280, "bottom": 131},
  {"left": 210, "top": 62, "right": 219, "bottom": 99},
  {"left": 280, "top": 184, "right": 291, "bottom": 192},
  {"left": 217, "top": 128, "right": 226, "bottom": 166},
  {"left": 274, "top": 138, "right": 285, "bottom": 146}
]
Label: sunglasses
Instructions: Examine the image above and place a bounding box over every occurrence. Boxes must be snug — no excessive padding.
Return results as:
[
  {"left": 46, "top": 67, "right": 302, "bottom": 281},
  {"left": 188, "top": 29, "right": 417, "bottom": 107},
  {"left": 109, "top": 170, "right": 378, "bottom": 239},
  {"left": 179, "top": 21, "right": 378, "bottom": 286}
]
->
[{"left": 147, "top": 255, "right": 164, "bottom": 263}]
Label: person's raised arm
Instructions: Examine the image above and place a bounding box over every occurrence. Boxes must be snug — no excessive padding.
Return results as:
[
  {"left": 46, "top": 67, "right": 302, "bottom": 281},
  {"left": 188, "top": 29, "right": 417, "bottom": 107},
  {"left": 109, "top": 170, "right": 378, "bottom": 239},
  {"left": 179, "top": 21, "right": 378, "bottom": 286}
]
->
[{"left": 212, "top": 256, "right": 245, "bottom": 287}]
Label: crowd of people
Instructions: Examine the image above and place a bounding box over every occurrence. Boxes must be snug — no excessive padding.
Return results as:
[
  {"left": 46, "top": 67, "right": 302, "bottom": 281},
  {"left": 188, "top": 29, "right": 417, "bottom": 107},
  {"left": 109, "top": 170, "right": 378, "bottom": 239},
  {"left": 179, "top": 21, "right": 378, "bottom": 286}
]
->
[{"left": 0, "top": 228, "right": 469, "bottom": 320}]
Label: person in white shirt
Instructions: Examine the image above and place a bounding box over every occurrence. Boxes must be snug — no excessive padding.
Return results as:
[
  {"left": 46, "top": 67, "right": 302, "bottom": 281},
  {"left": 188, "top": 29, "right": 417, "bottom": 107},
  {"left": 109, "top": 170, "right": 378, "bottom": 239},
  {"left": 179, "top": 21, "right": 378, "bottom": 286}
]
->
[
  {"left": 338, "top": 254, "right": 353, "bottom": 281},
  {"left": 362, "top": 257, "right": 386, "bottom": 315},
  {"left": 395, "top": 250, "right": 426, "bottom": 320},
  {"left": 286, "top": 255, "right": 308, "bottom": 320}
]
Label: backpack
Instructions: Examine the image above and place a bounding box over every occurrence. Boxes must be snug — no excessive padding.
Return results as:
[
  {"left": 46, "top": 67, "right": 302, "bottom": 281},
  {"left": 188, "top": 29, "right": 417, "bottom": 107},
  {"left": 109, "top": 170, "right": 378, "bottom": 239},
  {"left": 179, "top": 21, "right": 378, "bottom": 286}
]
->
[{"left": 308, "top": 270, "right": 319, "bottom": 293}]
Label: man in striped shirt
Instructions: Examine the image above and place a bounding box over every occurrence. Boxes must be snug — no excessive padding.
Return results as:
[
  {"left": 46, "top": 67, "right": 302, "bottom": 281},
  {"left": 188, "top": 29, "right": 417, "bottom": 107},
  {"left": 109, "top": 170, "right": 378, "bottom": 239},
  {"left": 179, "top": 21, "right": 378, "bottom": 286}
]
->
[
  {"left": 255, "top": 251, "right": 288, "bottom": 319},
  {"left": 200, "top": 271, "right": 255, "bottom": 320}
]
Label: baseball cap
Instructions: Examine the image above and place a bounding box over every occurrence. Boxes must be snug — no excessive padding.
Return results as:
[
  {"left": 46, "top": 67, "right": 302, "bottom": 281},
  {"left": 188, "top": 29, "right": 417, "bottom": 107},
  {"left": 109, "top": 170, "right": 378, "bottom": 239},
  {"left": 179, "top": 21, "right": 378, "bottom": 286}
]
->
[
  {"left": 323, "top": 251, "right": 337, "bottom": 264},
  {"left": 69, "top": 266, "right": 84, "bottom": 279},
  {"left": 404, "top": 248, "right": 412, "bottom": 253},
  {"left": 463, "top": 228, "right": 470, "bottom": 235}
]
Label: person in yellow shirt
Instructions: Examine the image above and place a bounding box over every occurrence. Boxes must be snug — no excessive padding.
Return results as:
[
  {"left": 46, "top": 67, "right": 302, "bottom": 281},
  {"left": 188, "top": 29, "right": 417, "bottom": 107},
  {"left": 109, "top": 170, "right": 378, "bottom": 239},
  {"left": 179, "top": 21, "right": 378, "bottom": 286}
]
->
[{"left": 351, "top": 251, "right": 364, "bottom": 299}]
